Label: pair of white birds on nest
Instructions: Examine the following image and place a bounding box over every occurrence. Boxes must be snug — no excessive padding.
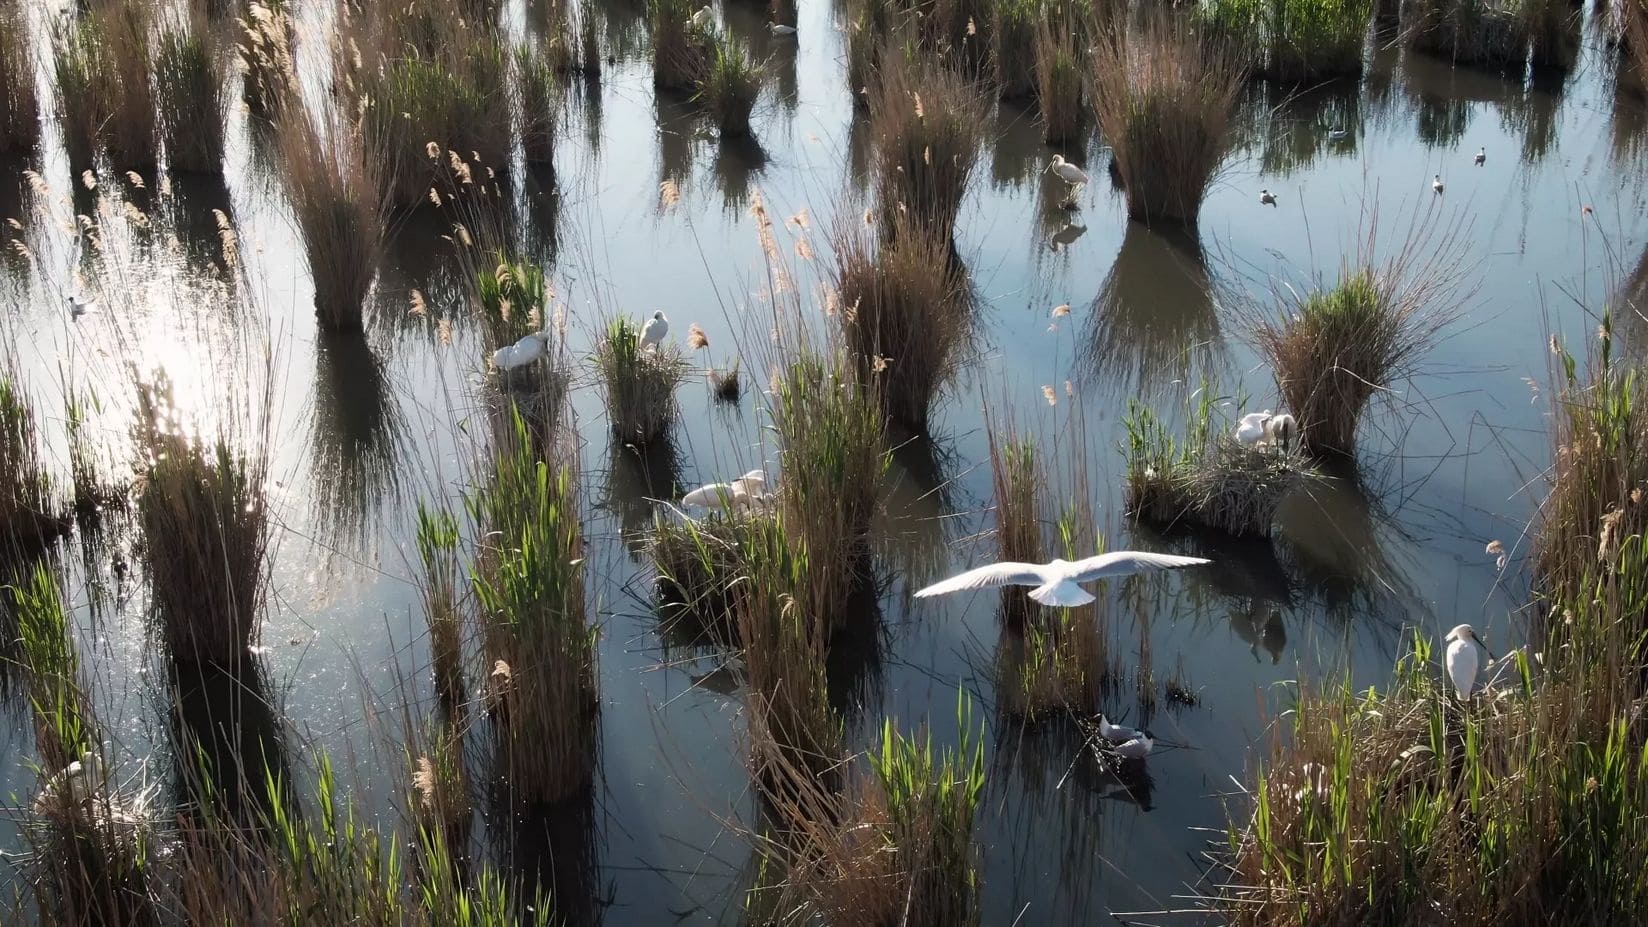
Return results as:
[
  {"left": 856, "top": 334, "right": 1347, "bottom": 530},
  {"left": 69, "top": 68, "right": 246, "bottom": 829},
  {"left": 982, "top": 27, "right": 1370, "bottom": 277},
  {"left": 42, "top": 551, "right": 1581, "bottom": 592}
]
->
[
  {"left": 681, "top": 469, "right": 774, "bottom": 514},
  {"left": 1094, "top": 714, "right": 1155, "bottom": 761},
  {"left": 1234, "top": 410, "right": 1297, "bottom": 449}
]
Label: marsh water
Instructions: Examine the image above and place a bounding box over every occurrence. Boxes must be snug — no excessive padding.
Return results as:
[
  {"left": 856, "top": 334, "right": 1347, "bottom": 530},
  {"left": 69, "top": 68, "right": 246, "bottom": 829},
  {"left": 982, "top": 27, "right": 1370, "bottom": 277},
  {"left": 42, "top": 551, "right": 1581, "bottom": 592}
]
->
[{"left": 3, "top": 0, "right": 1648, "bottom": 922}]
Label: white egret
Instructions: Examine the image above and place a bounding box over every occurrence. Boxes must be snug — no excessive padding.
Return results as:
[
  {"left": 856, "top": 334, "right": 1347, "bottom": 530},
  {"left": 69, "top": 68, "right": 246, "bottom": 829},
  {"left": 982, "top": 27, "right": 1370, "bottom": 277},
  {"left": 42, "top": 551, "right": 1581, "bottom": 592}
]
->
[
  {"left": 1096, "top": 714, "right": 1141, "bottom": 743},
  {"left": 37, "top": 750, "right": 103, "bottom": 810},
  {"left": 1047, "top": 154, "right": 1089, "bottom": 189},
  {"left": 1234, "top": 410, "right": 1272, "bottom": 446},
  {"left": 1259, "top": 189, "right": 1277, "bottom": 207},
  {"left": 913, "top": 551, "right": 1211, "bottom": 607},
  {"left": 492, "top": 330, "right": 550, "bottom": 371},
  {"left": 768, "top": 22, "right": 796, "bottom": 35},
  {"left": 1444, "top": 623, "right": 1490, "bottom": 700},
  {"left": 1474, "top": 146, "right": 1485, "bottom": 166},
  {"left": 1112, "top": 732, "right": 1155, "bottom": 760},
  {"left": 681, "top": 469, "right": 768, "bottom": 512},
  {"left": 641, "top": 310, "right": 669, "bottom": 351},
  {"left": 688, "top": 5, "right": 712, "bottom": 28},
  {"left": 68, "top": 295, "right": 96, "bottom": 318},
  {"left": 1432, "top": 174, "right": 1444, "bottom": 195},
  {"left": 1264, "top": 412, "right": 1297, "bottom": 450}
]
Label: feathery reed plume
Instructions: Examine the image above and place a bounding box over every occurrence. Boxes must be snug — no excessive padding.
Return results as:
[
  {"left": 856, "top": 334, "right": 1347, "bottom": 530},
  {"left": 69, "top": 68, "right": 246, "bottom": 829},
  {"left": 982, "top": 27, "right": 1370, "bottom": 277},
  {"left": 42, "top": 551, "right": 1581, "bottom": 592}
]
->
[
  {"left": 867, "top": 50, "right": 988, "bottom": 236},
  {"left": 696, "top": 32, "right": 765, "bottom": 139},
  {"left": 833, "top": 213, "right": 971, "bottom": 433},
  {"left": 475, "top": 254, "right": 549, "bottom": 350},
  {"left": 134, "top": 378, "right": 271, "bottom": 669},
  {"left": 408, "top": 721, "right": 473, "bottom": 862},
  {"left": 1089, "top": 13, "right": 1245, "bottom": 228},
  {"left": 593, "top": 316, "right": 688, "bottom": 444},
  {"left": 237, "top": 2, "right": 297, "bottom": 118},
  {"left": 0, "top": 0, "right": 36, "bottom": 153},
  {"left": 156, "top": 21, "right": 227, "bottom": 173},
  {"left": 273, "top": 106, "right": 385, "bottom": 333},
  {"left": 1033, "top": 18, "right": 1086, "bottom": 144}
]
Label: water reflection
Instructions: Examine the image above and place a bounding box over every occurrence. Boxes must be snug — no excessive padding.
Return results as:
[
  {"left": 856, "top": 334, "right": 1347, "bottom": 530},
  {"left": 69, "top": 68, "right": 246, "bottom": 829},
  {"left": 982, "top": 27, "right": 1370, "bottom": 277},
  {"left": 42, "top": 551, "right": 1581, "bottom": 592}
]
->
[
  {"left": 523, "top": 163, "right": 561, "bottom": 263},
  {"left": 1496, "top": 70, "right": 1565, "bottom": 163},
  {"left": 990, "top": 100, "right": 1043, "bottom": 191},
  {"left": 1242, "top": 81, "right": 1362, "bottom": 175},
  {"left": 308, "top": 331, "right": 405, "bottom": 558},
  {"left": 603, "top": 437, "right": 684, "bottom": 548},
  {"left": 167, "top": 170, "right": 238, "bottom": 274},
  {"left": 722, "top": 3, "right": 800, "bottom": 112},
  {"left": 713, "top": 135, "right": 767, "bottom": 216},
  {"left": 168, "top": 661, "right": 292, "bottom": 827},
  {"left": 846, "top": 110, "right": 873, "bottom": 194},
  {"left": 1610, "top": 61, "right": 1648, "bottom": 170},
  {"left": 1081, "top": 223, "right": 1221, "bottom": 398},
  {"left": 492, "top": 783, "right": 608, "bottom": 926},
  {"left": 657, "top": 92, "right": 700, "bottom": 192}
]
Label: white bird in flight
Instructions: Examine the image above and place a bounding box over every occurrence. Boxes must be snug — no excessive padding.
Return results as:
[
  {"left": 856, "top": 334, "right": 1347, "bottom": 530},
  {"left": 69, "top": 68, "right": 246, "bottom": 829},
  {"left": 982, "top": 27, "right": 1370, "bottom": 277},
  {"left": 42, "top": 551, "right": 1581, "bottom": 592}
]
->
[
  {"left": 641, "top": 311, "right": 669, "bottom": 351},
  {"left": 1444, "top": 623, "right": 1490, "bottom": 699},
  {"left": 1432, "top": 174, "right": 1444, "bottom": 195},
  {"left": 768, "top": 22, "right": 796, "bottom": 35},
  {"left": 1474, "top": 146, "right": 1485, "bottom": 166},
  {"left": 1047, "top": 154, "right": 1089, "bottom": 189},
  {"left": 1259, "top": 189, "right": 1277, "bottom": 207},
  {"left": 492, "top": 330, "right": 550, "bottom": 371},
  {"left": 681, "top": 469, "right": 769, "bottom": 512},
  {"left": 913, "top": 551, "right": 1211, "bottom": 607},
  {"left": 1234, "top": 410, "right": 1272, "bottom": 446},
  {"left": 688, "top": 5, "right": 712, "bottom": 28}
]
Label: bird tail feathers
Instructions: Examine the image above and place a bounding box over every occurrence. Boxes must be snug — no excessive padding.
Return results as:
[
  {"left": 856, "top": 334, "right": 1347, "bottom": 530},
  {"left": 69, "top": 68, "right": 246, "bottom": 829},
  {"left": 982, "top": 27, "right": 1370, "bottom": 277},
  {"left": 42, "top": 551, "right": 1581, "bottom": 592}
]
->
[{"left": 1029, "top": 580, "right": 1095, "bottom": 607}]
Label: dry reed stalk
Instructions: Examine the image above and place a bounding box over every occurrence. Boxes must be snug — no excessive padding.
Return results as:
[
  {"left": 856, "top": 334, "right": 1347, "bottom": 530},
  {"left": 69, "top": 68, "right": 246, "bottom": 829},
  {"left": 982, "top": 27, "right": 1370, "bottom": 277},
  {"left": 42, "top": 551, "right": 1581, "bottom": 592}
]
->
[
  {"left": 867, "top": 50, "right": 988, "bottom": 236},
  {"left": 237, "top": 2, "right": 297, "bottom": 118},
  {"left": 1033, "top": 18, "right": 1086, "bottom": 145},
  {"left": 0, "top": 0, "right": 37, "bottom": 153},
  {"left": 1089, "top": 13, "right": 1245, "bottom": 228}
]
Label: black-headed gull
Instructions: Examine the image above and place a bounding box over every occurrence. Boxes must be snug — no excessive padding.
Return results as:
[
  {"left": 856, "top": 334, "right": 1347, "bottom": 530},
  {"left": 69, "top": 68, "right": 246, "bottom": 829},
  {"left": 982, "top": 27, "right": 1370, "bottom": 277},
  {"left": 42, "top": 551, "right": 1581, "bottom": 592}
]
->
[{"left": 913, "top": 551, "right": 1211, "bottom": 607}]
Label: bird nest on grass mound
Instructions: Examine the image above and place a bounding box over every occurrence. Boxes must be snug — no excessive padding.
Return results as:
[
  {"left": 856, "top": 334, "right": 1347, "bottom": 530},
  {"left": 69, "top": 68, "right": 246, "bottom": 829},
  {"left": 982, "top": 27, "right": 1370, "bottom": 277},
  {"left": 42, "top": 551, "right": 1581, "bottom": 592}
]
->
[
  {"left": 28, "top": 776, "right": 157, "bottom": 919},
  {"left": 652, "top": 510, "right": 777, "bottom": 646},
  {"left": 1126, "top": 437, "right": 1312, "bottom": 539}
]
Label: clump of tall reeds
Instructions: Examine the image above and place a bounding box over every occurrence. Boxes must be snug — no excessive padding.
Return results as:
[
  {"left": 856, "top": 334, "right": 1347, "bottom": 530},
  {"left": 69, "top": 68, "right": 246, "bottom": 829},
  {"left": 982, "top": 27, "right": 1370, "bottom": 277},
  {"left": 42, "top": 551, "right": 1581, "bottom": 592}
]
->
[
  {"left": 134, "top": 382, "right": 270, "bottom": 669},
  {"left": 408, "top": 721, "right": 473, "bottom": 861},
  {"left": 237, "top": 2, "right": 297, "bottom": 118},
  {"left": 52, "top": 3, "right": 156, "bottom": 169},
  {"left": 0, "top": 373, "right": 66, "bottom": 554},
  {"left": 1403, "top": 0, "right": 1528, "bottom": 72},
  {"left": 652, "top": 509, "right": 775, "bottom": 645},
  {"left": 1123, "top": 398, "right": 1308, "bottom": 538},
  {"left": 156, "top": 23, "right": 226, "bottom": 174},
  {"left": 992, "top": 0, "right": 1043, "bottom": 100},
  {"left": 415, "top": 504, "right": 467, "bottom": 708},
  {"left": 0, "top": 0, "right": 37, "bottom": 153},
  {"left": 651, "top": 0, "right": 709, "bottom": 91},
  {"left": 1252, "top": 262, "right": 1455, "bottom": 458},
  {"left": 696, "top": 33, "right": 764, "bottom": 138},
  {"left": 772, "top": 353, "right": 889, "bottom": 629},
  {"left": 834, "top": 215, "right": 971, "bottom": 433},
  {"left": 1200, "top": 0, "right": 1373, "bottom": 82},
  {"left": 988, "top": 428, "right": 1043, "bottom": 627},
  {"left": 1628, "top": 1, "right": 1648, "bottom": 93},
  {"left": 10, "top": 563, "right": 94, "bottom": 770},
  {"left": 1034, "top": 19, "right": 1087, "bottom": 144},
  {"left": 867, "top": 50, "right": 988, "bottom": 235},
  {"left": 516, "top": 44, "right": 562, "bottom": 166},
  {"left": 273, "top": 109, "right": 384, "bottom": 332},
  {"left": 467, "top": 408, "right": 597, "bottom": 807},
  {"left": 593, "top": 316, "right": 688, "bottom": 445},
  {"left": 845, "top": 0, "right": 895, "bottom": 103},
  {"left": 1089, "top": 13, "right": 1246, "bottom": 228},
  {"left": 476, "top": 255, "right": 550, "bottom": 349}
]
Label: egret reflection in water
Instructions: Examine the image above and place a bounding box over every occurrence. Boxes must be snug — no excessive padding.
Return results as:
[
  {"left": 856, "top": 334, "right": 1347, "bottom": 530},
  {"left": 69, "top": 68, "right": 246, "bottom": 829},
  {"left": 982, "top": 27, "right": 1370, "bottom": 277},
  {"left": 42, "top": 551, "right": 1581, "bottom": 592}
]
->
[{"left": 1081, "top": 223, "right": 1222, "bottom": 397}]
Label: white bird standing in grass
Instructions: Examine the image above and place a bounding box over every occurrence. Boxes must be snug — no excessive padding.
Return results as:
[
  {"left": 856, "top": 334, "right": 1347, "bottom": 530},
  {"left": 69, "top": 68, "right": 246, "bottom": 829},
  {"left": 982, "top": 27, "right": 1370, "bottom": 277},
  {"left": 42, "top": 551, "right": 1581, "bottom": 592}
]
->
[
  {"left": 1234, "top": 410, "right": 1272, "bottom": 446},
  {"left": 768, "top": 22, "right": 796, "bottom": 35},
  {"left": 688, "top": 5, "right": 712, "bottom": 27},
  {"left": 492, "top": 330, "right": 550, "bottom": 371},
  {"left": 641, "top": 310, "right": 669, "bottom": 351},
  {"left": 1474, "top": 146, "right": 1486, "bottom": 166},
  {"left": 1444, "top": 623, "right": 1491, "bottom": 700},
  {"left": 681, "top": 469, "right": 769, "bottom": 512},
  {"left": 1259, "top": 189, "right": 1277, "bottom": 207},
  {"left": 1432, "top": 174, "right": 1445, "bottom": 195},
  {"left": 1047, "top": 155, "right": 1089, "bottom": 190},
  {"left": 914, "top": 551, "right": 1211, "bottom": 607},
  {"left": 1264, "top": 413, "right": 1297, "bottom": 450}
]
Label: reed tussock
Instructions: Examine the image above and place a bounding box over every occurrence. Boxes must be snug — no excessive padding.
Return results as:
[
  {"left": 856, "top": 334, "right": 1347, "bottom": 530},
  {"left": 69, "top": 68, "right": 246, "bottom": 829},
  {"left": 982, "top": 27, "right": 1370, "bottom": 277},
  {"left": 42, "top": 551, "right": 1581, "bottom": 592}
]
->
[
  {"left": 237, "top": 2, "right": 297, "bottom": 118},
  {"left": 273, "top": 109, "right": 385, "bottom": 333},
  {"left": 652, "top": 509, "right": 776, "bottom": 645},
  {"left": 696, "top": 33, "right": 764, "bottom": 139},
  {"left": 1123, "top": 395, "right": 1310, "bottom": 538},
  {"left": 468, "top": 408, "right": 597, "bottom": 807},
  {"left": 651, "top": 0, "right": 709, "bottom": 91},
  {"left": 134, "top": 382, "right": 270, "bottom": 670},
  {"left": 27, "top": 764, "right": 158, "bottom": 927},
  {"left": 1089, "top": 14, "right": 1245, "bottom": 228},
  {"left": 833, "top": 215, "right": 970, "bottom": 434},
  {"left": 988, "top": 428, "right": 1043, "bottom": 628},
  {"left": 845, "top": 0, "right": 895, "bottom": 104},
  {"left": 991, "top": 0, "right": 1042, "bottom": 99},
  {"left": 156, "top": 24, "right": 226, "bottom": 174},
  {"left": 516, "top": 45, "right": 562, "bottom": 166},
  {"left": 772, "top": 354, "right": 889, "bottom": 630},
  {"left": 415, "top": 504, "right": 467, "bottom": 708},
  {"left": 867, "top": 51, "right": 988, "bottom": 235},
  {"left": 1034, "top": 19, "right": 1087, "bottom": 145},
  {"left": 0, "top": 374, "right": 68, "bottom": 555},
  {"left": 1222, "top": 543, "right": 1648, "bottom": 924},
  {"left": 594, "top": 316, "right": 688, "bottom": 444},
  {"left": 1200, "top": 0, "right": 1373, "bottom": 82},
  {"left": 1403, "top": 0, "right": 1528, "bottom": 71},
  {"left": 54, "top": 3, "right": 156, "bottom": 169},
  {"left": 0, "top": 1, "right": 36, "bottom": 153}
]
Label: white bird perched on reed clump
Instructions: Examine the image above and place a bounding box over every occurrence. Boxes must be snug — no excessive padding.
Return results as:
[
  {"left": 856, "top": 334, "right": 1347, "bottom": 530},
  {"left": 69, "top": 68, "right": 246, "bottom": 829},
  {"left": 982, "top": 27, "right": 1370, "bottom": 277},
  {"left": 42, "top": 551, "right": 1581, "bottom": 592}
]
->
[
  {"left": 681, "top": 469, "right": 769, "bottom": 512},
  {"left": 1047, "top": 154, "right": 1089, "bottom": 189},
  {"left": 1444, "top": 623, "right": 1491, "bottom": 700},
  {"left": 1111, "top": 731, "right": 1155, "bottom": 760},
  {"left": 641, "top": 311, "right": 669, "bottom": 351},
  {"left": 492, "top": 330, "right": 551, "bottom": 371},
  {"left": 1234, "top": 410, "right": 1272, "bottom": 446},
  {"left": 1263, "top": 413, "right": 1297, "bottom": 450},
  {"left": 914, "top": 551, "right": 1211, "bottom": 607},
  {"left": 688, "top": 5, "right": 712, "bottom": 28}
]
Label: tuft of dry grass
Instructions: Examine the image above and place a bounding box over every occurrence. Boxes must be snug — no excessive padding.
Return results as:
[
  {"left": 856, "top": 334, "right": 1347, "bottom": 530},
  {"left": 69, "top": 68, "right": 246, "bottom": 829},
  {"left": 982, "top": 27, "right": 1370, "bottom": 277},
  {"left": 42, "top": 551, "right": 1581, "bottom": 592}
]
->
[
  {"left": 0, "top": 0, "right": 36, "bottom": 154},
  {"left": 991, "top": 0, "right": 1042, "bottom": 100},
  {"left": 156, "top": 22, "right": 227, "bottom": 174},
  {"left": 133, "top": 379, "right": 271, "bottom": 670},
  {"left": 866, "top": 50, "right": 988, "bottom": 236},
  {"left": 273, "top": 108, "right": 385, "bottom": 333},
  {"left": 593, "top": 316, "right": 689, "bottom": 445},
  {"left": 1033, "top": 18, "right": 1086, "bottom": 145},
  {"left": 55, "top": 2, "right": 156, "bottom": 170},
  {"left": 834, "top": 214, "right": 971, "bottom": 434},
  {"left": 1089, "top": 13, "right": 1246, "bottom": 228},
  {"left": 237, "top": 2, "right": 297, "bottom": 118}
]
